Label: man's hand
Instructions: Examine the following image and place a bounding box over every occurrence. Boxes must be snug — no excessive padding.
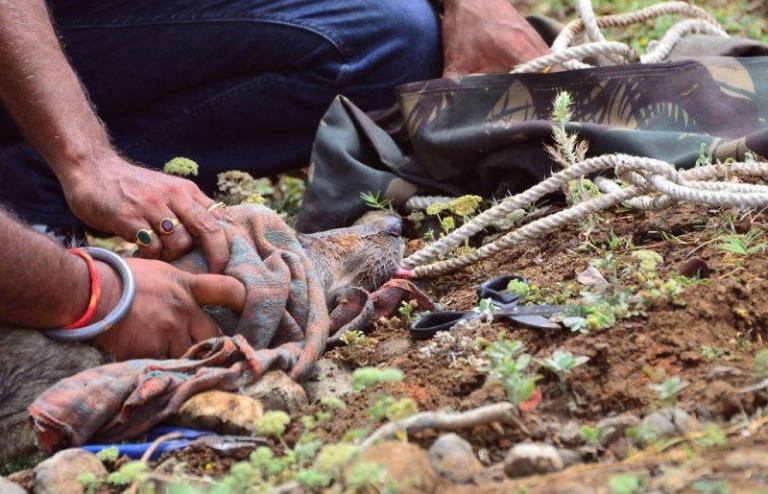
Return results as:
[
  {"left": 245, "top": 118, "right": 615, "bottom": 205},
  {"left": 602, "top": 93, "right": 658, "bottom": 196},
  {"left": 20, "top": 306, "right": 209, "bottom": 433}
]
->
[
  {"left": 442, "top": 0, "right": 550, "bottom": 77},
  {"left": 0, "top": 2, "right": 228, "bottom": 271},
  {"left": 91, "top": 258, "right": 246, "bottom": 360},
  {"left": 61, "top": 153, "right": 230, "bottom": 272}
]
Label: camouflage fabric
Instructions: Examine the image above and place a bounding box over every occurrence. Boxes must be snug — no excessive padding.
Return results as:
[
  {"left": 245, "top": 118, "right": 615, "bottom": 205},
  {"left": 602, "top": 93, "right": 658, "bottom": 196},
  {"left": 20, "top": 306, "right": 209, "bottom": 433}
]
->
[
  {"left": 297, "top": 37, "right": 768, "bottom": 232},
  {"left": 28, "top": 205, "right": 432, "bottom": 452}
]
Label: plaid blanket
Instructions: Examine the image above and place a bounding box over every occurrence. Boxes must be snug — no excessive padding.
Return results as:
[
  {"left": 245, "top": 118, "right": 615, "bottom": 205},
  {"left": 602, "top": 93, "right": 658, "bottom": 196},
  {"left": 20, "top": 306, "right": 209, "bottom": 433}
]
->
[{"left": 29, "top": 205, "right": 432, "bottom": 453}]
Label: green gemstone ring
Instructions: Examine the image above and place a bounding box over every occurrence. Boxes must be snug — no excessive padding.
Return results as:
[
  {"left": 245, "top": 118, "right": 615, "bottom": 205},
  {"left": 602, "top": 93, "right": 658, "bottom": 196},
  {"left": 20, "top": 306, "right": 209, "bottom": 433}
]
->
[{"left": 136, "top": 229, "right": 154, "bottom": 247}]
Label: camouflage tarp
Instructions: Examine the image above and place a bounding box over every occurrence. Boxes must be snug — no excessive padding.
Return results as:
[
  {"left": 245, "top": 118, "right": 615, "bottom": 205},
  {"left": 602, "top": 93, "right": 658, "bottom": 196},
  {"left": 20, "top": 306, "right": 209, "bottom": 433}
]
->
[{"left": 297, "top": 36, "right": 768, "bottom": 233}]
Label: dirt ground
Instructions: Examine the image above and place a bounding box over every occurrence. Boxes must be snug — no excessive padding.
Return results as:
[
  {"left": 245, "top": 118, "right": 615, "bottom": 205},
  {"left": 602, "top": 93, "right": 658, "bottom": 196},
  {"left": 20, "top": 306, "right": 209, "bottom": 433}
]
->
[{"left": 48, "top": 201, "right": 766, "bottom": 494}]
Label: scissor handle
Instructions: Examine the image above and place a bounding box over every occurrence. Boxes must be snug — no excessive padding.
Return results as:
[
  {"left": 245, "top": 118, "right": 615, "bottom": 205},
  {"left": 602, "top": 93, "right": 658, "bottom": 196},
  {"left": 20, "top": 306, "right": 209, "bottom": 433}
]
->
[
  {"left": 477, "top": 274, "right": 526, "bottom": 305},
  {"left": 409, "top": 311, "right": 473, "bottom": 340}
]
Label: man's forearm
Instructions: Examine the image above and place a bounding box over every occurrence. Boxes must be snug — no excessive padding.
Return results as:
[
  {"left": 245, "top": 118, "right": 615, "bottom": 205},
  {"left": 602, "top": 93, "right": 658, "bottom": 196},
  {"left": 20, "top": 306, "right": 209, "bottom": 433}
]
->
[
  {"left": 0, "top": 209, "right": 118, "bottom": 328},
  {"left": 0, "top": 1, "right": 113, "bottom": 183}
]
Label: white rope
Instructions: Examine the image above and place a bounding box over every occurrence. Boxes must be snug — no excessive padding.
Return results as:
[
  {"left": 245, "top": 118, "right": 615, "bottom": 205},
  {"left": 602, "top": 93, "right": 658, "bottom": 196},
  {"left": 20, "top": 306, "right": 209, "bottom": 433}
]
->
[
  {"left": 403, "top": 156, "right": 768, "bottom": 277},
  {"left": 404, "top": 195, "right": 455, "bottom": 212},
  {"left": 400, "top": 1, "right": 748, "bottom": 277}
]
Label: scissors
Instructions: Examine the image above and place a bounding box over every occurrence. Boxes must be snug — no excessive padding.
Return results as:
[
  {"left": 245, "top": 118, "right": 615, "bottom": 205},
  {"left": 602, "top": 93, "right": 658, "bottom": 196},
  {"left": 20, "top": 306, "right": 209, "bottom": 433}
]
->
[
  {"left": 82, "top": 426, "right": 266, "bottom": 460},
  {"left": 409, "top": 274, "right": 571, "bottom": 340}
]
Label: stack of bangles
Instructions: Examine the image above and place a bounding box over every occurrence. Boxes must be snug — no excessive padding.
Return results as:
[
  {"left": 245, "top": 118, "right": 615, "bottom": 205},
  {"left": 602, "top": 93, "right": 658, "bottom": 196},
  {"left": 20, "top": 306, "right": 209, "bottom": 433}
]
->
[{"left": 45, "top": 247, "right": 136, "bottom": 342}]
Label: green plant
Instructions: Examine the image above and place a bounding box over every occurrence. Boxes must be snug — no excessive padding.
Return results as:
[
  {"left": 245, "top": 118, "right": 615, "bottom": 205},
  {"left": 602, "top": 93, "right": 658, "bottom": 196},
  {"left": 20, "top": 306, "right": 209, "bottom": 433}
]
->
[
  {"left": 692, "top": 479, "right": 732, "bottom": 494},
  {"left": 608, "top": 473, "right": 643, "bottom": 494},
  {"left": 163, "top": 157, "right": 199, "bottom": 177},
  {"left": 360, "top": 191, "right": 393, "bottom": 211},
  {"left": 340, "top": 330, "right": 375, "bottom": 361},
  {"left": 256, "top": 410, "right": 291, "bottom": 437},
  {"left": 96, "top": 445, "right": 119, "bottom": 463},
  {"left": 580, "top": 424, "right": 609, "bottom": 447},
  {"left": 716, "top": 231, "right": 767, "bottom": 256},
  {"left": 351, "top": 367, "right": 404, "bottom": 391},
  {"left": 108, "top": 460, "right": 148, "bottom": 486},
  {"left": 483, "top": 337, "right": 540, "bottom": 407},
  {"left": 695, "top": 423, "right": 727, "bottom": 449},
  {"left": 754, "top": 348, "right": 768, "bottom": 378},
  {"left": 649, "top": 376, "right": 688, "bottom": 406},
  {"left": 474, "top": 298, "right": 498, "bottom": 317},
  {"left": 506, "top": 279, "right": 532, "bottom": 301},
  {"left": 540, "top": 350, "right": 589, "bottom": 392},
  {"left": 368, "top": 395, "right": 418, "bottom": 422},
  {"left": 398, "top": 300, "right": 415, "bottom": 323},
  {"left": 346, "top": 461, "right": 397, "bottom": 493},
  {"left": 77, "top": 472, "right": 100, "bottom": 494}
]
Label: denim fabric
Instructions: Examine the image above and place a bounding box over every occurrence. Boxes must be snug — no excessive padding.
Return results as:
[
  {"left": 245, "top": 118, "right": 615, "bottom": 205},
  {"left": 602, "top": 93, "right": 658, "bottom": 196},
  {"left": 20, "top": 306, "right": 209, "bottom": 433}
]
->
[{"left": 0, "top": 0, "right": 441, "bottom": 227}]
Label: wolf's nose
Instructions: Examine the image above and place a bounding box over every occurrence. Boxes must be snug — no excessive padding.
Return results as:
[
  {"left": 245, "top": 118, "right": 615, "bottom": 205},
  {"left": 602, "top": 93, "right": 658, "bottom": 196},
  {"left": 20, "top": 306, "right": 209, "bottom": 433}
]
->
[{"left": 381, "top": 216, "right": 402, "bottom": 237}]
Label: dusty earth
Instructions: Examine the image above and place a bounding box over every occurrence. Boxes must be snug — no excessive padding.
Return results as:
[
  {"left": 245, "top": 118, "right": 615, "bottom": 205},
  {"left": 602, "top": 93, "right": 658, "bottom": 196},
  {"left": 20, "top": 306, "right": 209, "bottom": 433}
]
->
[{"left": 9, "top": 200, "right": 768, "bottom": 493}]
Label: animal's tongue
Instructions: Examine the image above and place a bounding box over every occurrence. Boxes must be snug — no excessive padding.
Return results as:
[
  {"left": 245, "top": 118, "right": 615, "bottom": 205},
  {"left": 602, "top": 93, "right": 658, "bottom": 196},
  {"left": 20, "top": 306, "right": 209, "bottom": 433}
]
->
[{"left": 395, "top": 268, "right": 415, "bottom": 279}]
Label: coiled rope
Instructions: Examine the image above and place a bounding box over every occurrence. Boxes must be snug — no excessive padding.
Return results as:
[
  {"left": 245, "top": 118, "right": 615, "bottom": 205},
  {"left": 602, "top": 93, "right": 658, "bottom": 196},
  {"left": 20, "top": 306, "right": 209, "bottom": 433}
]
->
[{"left": 402, "top": 0, "right": 768, "bottom": 278}]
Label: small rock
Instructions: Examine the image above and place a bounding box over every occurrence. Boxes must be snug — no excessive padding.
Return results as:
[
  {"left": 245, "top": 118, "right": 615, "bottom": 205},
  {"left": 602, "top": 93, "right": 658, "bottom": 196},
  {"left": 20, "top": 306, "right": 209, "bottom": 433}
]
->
[
  {"left": 678, "top": 257, "right": 710, "bottom": 278},
  {"left": 595, "top": 414, "right": 641, "bottom": 446},
  {"left": 558, "top": 420, "right": 582, "bottom": 445},
  {"left": 174, "top": 391, "right": 263, "bottom": 434},
  {"left": 503, "top": 443, "right": 564, "bottom": 478},
  {"left": 640, "top": 407, "right": 692, "bottom": 441},
  {"left": 723, "top": 448, "right": 768, "bottom": 471},
  {"left": 34, "top": 449, "right": 107, "bottom": 494},
  {"left": 242, "top": 370, "right": 308, "bottom": 414},
  {"left": 612, "top": 436, "right": 637, "bottom": 460},
  {"left": 427, "top": 433, "right": 483, "bottom": 482},
  {"left": 352, "top": 441, "right": 437, "bottom": 494},
  {"left": 0, "top": 477, "right": 26, "bottom": 494},
  {"left": 375, "top": 338, "right": 411, "bottom": 362},
  {"left": 704, "top": 381, "right": 742, "bottom": 418},
  {"left": 304, "top": 358, "right": 354, "bottom": 402},
  {"left": 557, "top": 448, "right": 582, "bottom": 468},
  {"left": 707, "top": 366, "right": 742, "bottom": 381}
]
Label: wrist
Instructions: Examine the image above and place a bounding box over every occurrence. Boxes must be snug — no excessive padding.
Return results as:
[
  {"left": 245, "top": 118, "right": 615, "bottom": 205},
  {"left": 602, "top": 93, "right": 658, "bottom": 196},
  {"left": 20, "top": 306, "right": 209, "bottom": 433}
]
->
[{"left": 53, "top": 140, "right": 117, "bottom": 185}]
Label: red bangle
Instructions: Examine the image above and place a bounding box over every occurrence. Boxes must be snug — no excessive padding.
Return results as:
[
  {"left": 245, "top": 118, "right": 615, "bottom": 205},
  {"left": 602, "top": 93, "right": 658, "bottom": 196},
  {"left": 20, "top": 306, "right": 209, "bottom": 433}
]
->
[{"left": 63, "top": 248, "right": 102, "bottom": 330}]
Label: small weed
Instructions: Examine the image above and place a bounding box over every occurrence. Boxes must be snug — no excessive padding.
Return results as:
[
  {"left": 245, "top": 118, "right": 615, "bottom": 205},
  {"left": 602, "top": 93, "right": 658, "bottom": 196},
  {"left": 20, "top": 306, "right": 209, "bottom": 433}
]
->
[
  {"left": 540, "top": 350, "right": 589, "bottom": 393},
  {"left": 163, "top": 157, "right": 199, "bottom": 177},
  {"left": 77, "top": 472, "right": 100, "bottom": 494},
  {"left": 96, "top": 445, "right": 120, "bottom": 464},
  {"left": 108, "top": 460, "right": 148, "bottom": 486},
  {"left": 649, "top": 376, "right": 688, "bottom": 406},
  {"left": 255, "top": 411, "right": 291, "bottom": 437},
  {"left": 351, "top": 367, "right": 404, "bottom": 391},
  {"left": 482, "top": 337, "right": 540, "bottom": 408},
  {"left": 608, "top": 472, "right": 644, "bottom": 494},
  {"left": 474, "top": 298, "right": 499, "bottom": 317},
  {"left": 716, "top": 231, "right": 767, "bottom": 256},
  {"left": 360, "top": 191, "right": 393, "bottom": 212},
  {"left": 753, "top": 348, "right": 768, "bottom": 379}
]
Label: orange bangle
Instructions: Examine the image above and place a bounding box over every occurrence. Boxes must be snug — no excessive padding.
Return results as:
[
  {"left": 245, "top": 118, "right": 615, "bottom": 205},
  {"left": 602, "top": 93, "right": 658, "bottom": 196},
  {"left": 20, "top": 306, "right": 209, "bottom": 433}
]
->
[{"left": 63, "top": 248, "right": 102, "bottom": 330}]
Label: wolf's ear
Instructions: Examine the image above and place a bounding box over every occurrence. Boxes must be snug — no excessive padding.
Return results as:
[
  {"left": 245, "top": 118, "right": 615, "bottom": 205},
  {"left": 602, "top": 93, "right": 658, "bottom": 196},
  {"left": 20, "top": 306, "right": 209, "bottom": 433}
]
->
[{"left": 325, "top": 286, "right": 375, "bottom": 347}]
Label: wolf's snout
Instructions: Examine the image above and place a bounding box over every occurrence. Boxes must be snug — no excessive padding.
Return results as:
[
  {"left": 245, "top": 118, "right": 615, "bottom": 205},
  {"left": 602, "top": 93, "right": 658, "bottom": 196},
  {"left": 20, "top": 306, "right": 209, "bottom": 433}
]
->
[{"left": 381, "top": 216, "right": 402, "bottom": 237}]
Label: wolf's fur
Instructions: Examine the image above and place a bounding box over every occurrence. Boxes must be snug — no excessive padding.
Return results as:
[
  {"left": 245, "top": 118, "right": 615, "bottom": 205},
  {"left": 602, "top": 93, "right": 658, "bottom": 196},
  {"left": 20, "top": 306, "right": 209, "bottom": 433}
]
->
[{"left": 0, "top": 213, "right": 403, "bottom": 463}]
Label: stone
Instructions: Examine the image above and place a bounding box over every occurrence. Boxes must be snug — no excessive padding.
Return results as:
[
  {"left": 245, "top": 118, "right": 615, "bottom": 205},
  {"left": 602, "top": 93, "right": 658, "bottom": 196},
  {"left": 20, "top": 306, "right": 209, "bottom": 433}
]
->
[
  {"left": 242, "top": 370, "right": 308, "bottom": 414},
  {"left": 375, "top": 338, "right": 412, "bottom": 362},
  {"left": 0, "top": 477, "right": 26, "bottom": 494},
  {"left": 640, "top": 407, "right": 692, "bottom": 441},
  {"left": 704, "top": 380, "right": 742, "bottom": 418},
  {"left": 595, "top": 413, "right": 642, "bottom": 446},
  {"left": 723, "top": 448, "right": 768, "bottom": 471},
  {"left": 304, "top": 358, "right": 354, "bottom": 403},
  {"left": 503, "top": 443, "right": 564, "bottom": 478},
  {"left": 174, "top": 390, "right": 263, "bottom": 435},
  {"left": 557, "top": 420, "right": 582, "bottom": 445},
  {"left": 33, "top": 449, "right": 107, "bottom": 494},
  {"left": 351, "top": 441, "right": 437, "bottom": 494},
  {"left": 427, "top": 433, "right": 484, "bottom": 482},
  {"left": 707, "top": 366, "right": 742, "bottom": 381},
  {"left": 556, "top": 448, "right": 582, "bottom": 468}
]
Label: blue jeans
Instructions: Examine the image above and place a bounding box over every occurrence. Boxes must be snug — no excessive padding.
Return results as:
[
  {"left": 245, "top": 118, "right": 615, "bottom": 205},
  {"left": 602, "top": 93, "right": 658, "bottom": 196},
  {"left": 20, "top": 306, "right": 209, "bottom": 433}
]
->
[{"left": 0, "top": 0, "right": 441, "bottom": 227}]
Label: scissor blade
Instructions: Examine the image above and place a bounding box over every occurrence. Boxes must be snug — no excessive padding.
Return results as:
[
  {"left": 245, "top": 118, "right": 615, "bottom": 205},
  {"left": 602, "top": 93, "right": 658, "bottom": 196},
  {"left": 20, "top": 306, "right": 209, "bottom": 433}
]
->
[{"left": 495, "top": 305, "right": 571, "bottom": 317}]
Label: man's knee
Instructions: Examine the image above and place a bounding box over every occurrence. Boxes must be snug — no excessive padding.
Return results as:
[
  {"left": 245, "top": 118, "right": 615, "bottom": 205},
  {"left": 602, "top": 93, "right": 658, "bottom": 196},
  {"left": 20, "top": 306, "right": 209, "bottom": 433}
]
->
[{"left": 340, "top": 0, "right": 442, "bottom": 90}]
